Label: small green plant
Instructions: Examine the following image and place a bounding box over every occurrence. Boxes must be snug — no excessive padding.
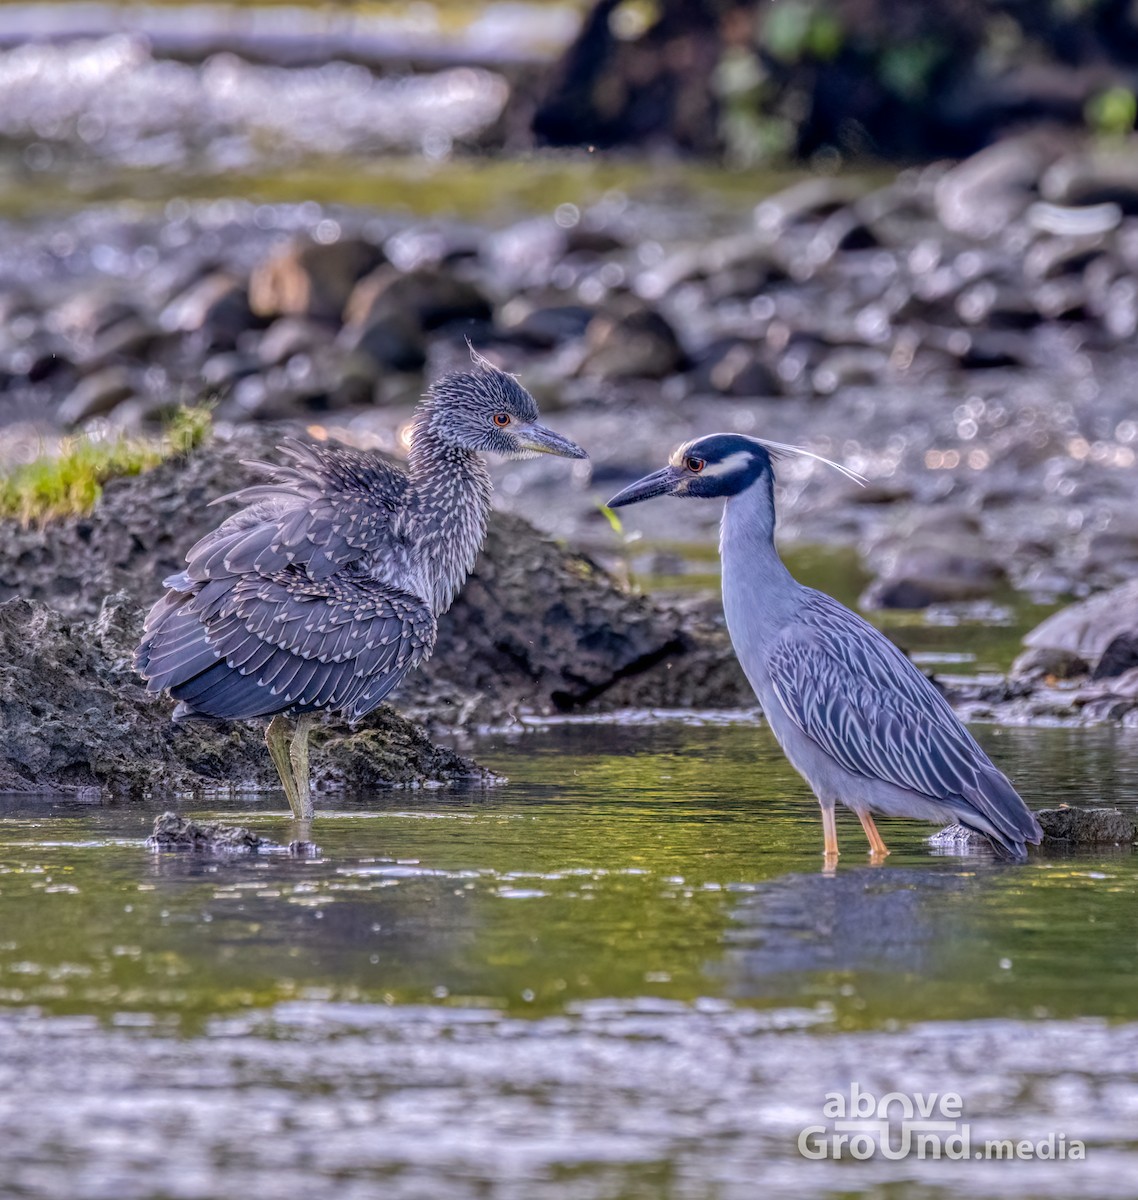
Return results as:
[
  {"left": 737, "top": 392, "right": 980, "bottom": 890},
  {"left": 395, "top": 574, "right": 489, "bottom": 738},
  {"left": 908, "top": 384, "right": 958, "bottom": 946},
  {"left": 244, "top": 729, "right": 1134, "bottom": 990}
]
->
[
  {"left": 597, "top": 502, "right": 624, "bottom": 537},
  {"left": 0, "top": 404, "right": 212, "bottom": 525}
]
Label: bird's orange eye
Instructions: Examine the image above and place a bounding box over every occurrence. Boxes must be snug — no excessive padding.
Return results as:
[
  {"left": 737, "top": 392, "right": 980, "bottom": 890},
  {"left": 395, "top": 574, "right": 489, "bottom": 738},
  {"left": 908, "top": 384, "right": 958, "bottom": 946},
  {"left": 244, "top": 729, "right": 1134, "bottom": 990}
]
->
[
  {"left": 493, "top": 412, "right": 511, "bottom": 427},
  {"left": 686, "top": 457, "right": 705, "bottom": 473}
]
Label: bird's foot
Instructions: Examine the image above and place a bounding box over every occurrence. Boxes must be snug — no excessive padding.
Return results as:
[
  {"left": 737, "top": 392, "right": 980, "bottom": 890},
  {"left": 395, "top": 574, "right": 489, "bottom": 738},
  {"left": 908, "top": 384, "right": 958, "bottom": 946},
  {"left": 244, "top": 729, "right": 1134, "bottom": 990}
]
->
[{"left": 856, "top": 809, "right": 890, "bottom": 858}]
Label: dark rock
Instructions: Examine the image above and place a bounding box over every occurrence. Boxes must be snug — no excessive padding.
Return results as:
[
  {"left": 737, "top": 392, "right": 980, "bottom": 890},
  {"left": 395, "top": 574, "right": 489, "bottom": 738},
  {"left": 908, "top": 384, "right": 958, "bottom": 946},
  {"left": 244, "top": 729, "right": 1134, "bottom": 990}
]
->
[
  {"left": 934, "top": 137, "right": 1049, "bottom": 239},
  {"left": 689, "top": 338, "right": 779, "bottom": 397},
  {"left": 499, "top": 302, "right": 595, "bottom": 349},
  {"left": 340, "top": 266, "right": 491, "bottom": 372},
  {"left": 0, "top": 591, "right": 492, "bottom": 797},
  {"left": 1036, "top": 806, "right": 1136, "bottom": 845},
  {"left": 754, "top": 178, "right": 871, "bottom": 234},
  {"left": 345, "top": 266, "right": 492, "bottom": 333},
  {"left": 581, "top": 304, "right": 684, "bottom": 380},
  {"left": 57, "top": 367, "right": 136, "bottom": 426},
  {"left": 253, "top": 312, "right": 333, "bottom": 362},
  {"left": 932, "top": 807, "right": 1135, "bottom": 852},
  {"left": 1022, "top": 580, "right": 1138, "bottom": 661},
  {"left": 1042, "top": 150, "right": 1138, "bottom": 214},
  {"left": 201, "top": 351, "right": 260, "bottom": 389},
  {"left": 249, "top": 236, "right": 383, "bottom": 323},
  {"left": 160, "top": 273, "right": 256, "bottom": 349},
  {"left": 256, "top": 316, "right": 335, "bottom": 366},
  {"left": 1093, "top": 632, "right": 1138, "bottom": 680},
  {"left": 863, "top": 546, "right": 1007, "bottom": 610},
  {"left": 811, "top": 347, "right": 890, "bottom": 395},
  {"left": 338, "top": 312, "right": 425, "bottom": 373},
  {"left": 147, "top": 812, "right": 267, "bottom": 853},
  {"left": 1010, "top": 645, "right": 1090, "bottom": 683},
  {"left": 86, "top": 317, "right": 161, "bottom": 366}
]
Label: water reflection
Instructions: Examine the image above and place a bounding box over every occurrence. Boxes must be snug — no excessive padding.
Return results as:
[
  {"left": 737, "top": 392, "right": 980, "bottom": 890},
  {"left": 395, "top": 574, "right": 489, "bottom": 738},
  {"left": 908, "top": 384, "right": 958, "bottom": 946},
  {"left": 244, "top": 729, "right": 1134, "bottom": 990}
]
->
[
  {"left": 1, "top": 721, "right": 1137, "bottom": 1197},
  {"left": 723, "top": 866, "right": 983, "bottom": 985}
]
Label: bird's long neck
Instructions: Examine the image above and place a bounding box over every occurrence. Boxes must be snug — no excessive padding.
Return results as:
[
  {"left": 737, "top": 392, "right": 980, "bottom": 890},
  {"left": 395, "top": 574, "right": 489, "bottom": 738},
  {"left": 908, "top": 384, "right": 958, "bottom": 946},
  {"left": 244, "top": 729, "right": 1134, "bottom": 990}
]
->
[
  {"left": 407, "top": 415, "right": 492, "bottom": 615},
  {"left": 719, "top": 474, "right": 801, "bottom": 642}
]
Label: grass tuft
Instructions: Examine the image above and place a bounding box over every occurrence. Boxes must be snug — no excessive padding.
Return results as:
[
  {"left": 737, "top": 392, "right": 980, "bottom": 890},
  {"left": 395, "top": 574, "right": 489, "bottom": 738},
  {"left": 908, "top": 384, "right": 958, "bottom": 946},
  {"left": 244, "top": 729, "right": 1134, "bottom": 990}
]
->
[{"left": 0, "top": 405, "right": 212, "bottom": 525}]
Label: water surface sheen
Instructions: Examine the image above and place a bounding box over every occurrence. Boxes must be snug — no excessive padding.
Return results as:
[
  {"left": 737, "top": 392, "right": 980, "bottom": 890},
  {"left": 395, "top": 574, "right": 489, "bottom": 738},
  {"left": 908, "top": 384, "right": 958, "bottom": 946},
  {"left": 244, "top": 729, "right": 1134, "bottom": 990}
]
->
[{"left": 1, "top": 721, "right": 1136, "bottom": 1198}]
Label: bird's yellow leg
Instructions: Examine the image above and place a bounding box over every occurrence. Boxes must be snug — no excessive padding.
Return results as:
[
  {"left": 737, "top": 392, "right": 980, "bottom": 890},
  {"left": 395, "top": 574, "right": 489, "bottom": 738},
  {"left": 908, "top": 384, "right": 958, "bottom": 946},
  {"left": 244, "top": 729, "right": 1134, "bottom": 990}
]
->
[
  {"left": 857, "top": 809, "right": 890, "bottom": 859},
  {"left": 821, "top": 803, "right": 840, "bottom": 868},
  {"left": 288, "top": 713, "right": 316, "bottom": 822},
  {"left": 266, "top": 713, "right": 304, "bottom": 818}
]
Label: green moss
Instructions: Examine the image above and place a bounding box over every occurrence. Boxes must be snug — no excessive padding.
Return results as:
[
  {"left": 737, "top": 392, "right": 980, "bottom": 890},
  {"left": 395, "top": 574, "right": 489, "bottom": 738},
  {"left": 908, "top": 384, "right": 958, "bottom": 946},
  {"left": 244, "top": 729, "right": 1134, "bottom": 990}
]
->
[{"left": 0, "top": 405, "right": 212, "bottom": 524}]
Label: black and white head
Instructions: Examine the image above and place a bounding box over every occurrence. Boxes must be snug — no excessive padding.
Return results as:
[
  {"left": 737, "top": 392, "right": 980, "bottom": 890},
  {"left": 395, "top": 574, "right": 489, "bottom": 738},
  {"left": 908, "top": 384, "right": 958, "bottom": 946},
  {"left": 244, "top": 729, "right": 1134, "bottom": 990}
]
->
[
  {"left": 420, "top": 347, "right": 586, "bottom": 460},
  {"left": 606, "top": 433, "right": 862, "bottom": 507}
]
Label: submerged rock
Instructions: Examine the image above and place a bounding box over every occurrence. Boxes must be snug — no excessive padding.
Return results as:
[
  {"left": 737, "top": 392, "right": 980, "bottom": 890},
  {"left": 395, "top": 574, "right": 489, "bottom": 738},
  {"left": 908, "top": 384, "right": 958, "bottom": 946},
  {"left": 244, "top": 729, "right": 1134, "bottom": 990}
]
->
[
  {"left": 932, "top": 806, "right": 1136, "bottom": 851},
  {"left": 146, "top": 812, "right": 268, "bottom": 853},
  {"left": 1036, "top": 806, "right": 1136, "bottom": 845}
]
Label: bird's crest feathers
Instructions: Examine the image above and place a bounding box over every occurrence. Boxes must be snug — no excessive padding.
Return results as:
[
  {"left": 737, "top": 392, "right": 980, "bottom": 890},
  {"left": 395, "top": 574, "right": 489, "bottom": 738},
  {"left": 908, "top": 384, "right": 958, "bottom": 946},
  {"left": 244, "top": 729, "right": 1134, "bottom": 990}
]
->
[{"left": 753, "top": 437, "right": 868, "bottom": 487}]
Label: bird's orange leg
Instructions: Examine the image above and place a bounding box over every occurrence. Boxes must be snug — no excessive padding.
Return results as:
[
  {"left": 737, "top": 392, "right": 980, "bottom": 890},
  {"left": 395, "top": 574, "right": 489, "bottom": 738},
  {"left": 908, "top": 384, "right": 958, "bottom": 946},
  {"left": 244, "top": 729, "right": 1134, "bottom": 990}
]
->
[
  {"left": 857, "top": 809, "right": 890, "bottom": 859},
  {"left": 821, "top": 803, "right": 840, "bottom": 868}
]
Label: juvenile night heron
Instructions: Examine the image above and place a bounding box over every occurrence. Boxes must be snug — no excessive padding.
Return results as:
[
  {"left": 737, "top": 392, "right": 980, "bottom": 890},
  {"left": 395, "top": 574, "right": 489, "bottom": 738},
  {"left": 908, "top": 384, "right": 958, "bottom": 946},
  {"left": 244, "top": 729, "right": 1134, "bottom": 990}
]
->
[
  {"left": 608, "top": 434, "right": 1042, "bottom": 863},
  {"left": 135, "top": 352, "right": 586, "bottom": 819}
]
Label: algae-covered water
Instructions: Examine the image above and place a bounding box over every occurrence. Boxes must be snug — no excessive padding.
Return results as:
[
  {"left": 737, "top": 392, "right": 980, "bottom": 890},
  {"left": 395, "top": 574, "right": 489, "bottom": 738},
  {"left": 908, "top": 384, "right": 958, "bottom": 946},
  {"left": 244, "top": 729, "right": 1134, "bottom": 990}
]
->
[{"left": 2, "top": 721, "right": 1137, "bottom": 1199}]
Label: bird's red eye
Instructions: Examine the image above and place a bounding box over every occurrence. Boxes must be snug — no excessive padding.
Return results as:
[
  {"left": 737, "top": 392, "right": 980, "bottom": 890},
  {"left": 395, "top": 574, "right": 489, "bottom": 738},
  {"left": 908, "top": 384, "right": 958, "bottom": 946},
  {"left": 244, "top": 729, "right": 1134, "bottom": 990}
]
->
[
  {"left": 493, "top": 413, "right": 511, "bottom": 427},
  {"left": 686, "top": 457, "right": 705, "bottom": 473}
]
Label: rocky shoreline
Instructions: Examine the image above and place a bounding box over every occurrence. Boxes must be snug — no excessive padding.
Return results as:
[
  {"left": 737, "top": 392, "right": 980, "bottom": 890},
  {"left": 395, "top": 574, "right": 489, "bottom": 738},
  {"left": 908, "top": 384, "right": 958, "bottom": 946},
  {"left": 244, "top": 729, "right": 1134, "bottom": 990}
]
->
[
  {"left": 2, "top": 421, "right": 1136, "bottom": 798},
  {"left": 3, "top": 131, "right": 1138, "bottom": 792},
  {"left": 0, "top": 427, "right": 755, "bottom": 795},
  {"left": 2, "top": 136, "right": 1138, "bottom": 604}
]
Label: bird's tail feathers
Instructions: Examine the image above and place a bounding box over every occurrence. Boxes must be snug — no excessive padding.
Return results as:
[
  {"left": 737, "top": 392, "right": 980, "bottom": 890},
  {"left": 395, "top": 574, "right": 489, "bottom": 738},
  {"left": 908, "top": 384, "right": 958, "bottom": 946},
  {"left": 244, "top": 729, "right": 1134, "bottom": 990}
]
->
[{"left": 954, "top": 767, "right": 1042, "bottom": 861}]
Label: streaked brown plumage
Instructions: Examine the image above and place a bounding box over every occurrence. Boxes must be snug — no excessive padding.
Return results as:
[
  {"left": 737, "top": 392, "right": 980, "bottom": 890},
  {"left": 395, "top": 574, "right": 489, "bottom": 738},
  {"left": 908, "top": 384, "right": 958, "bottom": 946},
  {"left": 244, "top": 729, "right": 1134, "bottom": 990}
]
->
[{"left": 135, "top": 352, "right": 586, "bottom": 817}]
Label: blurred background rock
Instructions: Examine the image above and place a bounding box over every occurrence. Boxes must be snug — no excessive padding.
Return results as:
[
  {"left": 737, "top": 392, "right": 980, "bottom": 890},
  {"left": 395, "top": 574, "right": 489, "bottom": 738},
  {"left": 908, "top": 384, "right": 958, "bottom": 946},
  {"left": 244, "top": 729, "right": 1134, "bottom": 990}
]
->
[{"left": 0, "top": 0, "right": 1136, "bottom": 693}]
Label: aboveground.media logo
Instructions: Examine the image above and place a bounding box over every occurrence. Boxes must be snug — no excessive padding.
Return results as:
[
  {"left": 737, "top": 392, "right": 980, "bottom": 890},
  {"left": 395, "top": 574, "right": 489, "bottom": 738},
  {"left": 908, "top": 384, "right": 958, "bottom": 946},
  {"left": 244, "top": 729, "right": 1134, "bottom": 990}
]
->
[{"left": 797, "top": 1084, "right": 1086, "bottom": 1161}]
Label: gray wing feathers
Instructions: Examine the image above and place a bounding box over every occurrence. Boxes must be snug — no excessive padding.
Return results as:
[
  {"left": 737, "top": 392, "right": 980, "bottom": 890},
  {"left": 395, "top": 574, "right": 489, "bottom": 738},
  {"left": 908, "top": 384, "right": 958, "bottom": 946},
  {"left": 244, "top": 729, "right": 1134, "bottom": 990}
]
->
[
  {"left": 187, "top": 439, "right": 409, "bottom": 582},
  {"left": 139, "top": 571, "right": 435, "bottom": 720},
  {"left": 135, "top": 439, "right": 433, "bottom": 722},
  {"left": 768, "top": 592, "right": 1041, "bottom": 850}
]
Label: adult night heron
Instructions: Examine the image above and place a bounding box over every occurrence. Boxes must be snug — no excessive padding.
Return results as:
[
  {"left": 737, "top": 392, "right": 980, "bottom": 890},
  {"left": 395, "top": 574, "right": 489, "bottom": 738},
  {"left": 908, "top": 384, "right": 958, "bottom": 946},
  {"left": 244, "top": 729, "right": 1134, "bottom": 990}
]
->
[
  {"left": 135, "top": 353, "right": 586, "bottom": 819},
  {"left": 608, "top": 434, "right": 1042, "bottom": 863}
]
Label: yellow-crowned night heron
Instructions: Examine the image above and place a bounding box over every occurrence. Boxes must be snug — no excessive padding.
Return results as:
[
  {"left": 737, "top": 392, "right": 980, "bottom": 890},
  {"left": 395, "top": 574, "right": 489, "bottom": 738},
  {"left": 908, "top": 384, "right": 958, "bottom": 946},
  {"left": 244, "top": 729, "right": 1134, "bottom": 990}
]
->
[
  {"left": 608, "top": 433, "right": 1042, "bottom": 863},
  {"left": 135, "top": 352, "right": 586, "bottom": 819}
]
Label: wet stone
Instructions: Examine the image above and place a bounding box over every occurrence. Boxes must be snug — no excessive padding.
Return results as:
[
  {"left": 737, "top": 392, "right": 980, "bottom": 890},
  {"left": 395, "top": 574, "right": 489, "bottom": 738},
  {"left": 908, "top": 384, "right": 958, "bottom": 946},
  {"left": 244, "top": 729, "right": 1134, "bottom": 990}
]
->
[
  {"left": 689, "top": 339, "right": 779, "bottom": 397},
  {"left": 581, "top": 305, "right": 684, "bottom": 381},
  {"left": 863, "top": 545, "right": 1008, "bottom": 610},
  {"left": 932, "top": 808, "right": 1136, "bottom": 850},
  {"left": 1022, "top": 580, "right": 1138, "bottom": 661},
  {"left": 1036, "top": 806, "right": 1137, "bottom": 845},
  {"left": 248, "top": 236, "right": 383, "bottom": 323},
  {"left": 56, "top": 367, "right": 136, "bottom": 426},
  {"left": 344, "top": 266, "right": 492, "bottom": 334},
  {"left": 147, "top": 812, "right": 268, "bottom": 854},
  {"left": 160, "top": 273, "right": 257, "bottom": 349},
  {"left": 1011, "top": 646, "right": 1091, "bottom": 683},
  {"left": 1093, "top": 633, "right": 1138, "bottom": 680}
]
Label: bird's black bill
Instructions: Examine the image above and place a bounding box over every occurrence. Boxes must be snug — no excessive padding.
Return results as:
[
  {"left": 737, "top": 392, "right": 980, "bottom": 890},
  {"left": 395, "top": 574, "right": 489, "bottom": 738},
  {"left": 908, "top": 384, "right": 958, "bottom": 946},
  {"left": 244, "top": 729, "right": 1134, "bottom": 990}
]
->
[
  {"left": 516, "top": 423, "right": 588, "bottom": 459},
  {"left": 606, "top": 466, "right": 679, "bottom": 508}
]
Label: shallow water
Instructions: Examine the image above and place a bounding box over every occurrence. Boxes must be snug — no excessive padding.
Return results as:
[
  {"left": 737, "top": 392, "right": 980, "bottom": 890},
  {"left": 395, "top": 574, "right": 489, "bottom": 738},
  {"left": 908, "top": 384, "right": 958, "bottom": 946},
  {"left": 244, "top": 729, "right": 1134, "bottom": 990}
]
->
[{"left": 1, "top": 721, "right": 1136, "bottom": 1198}]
